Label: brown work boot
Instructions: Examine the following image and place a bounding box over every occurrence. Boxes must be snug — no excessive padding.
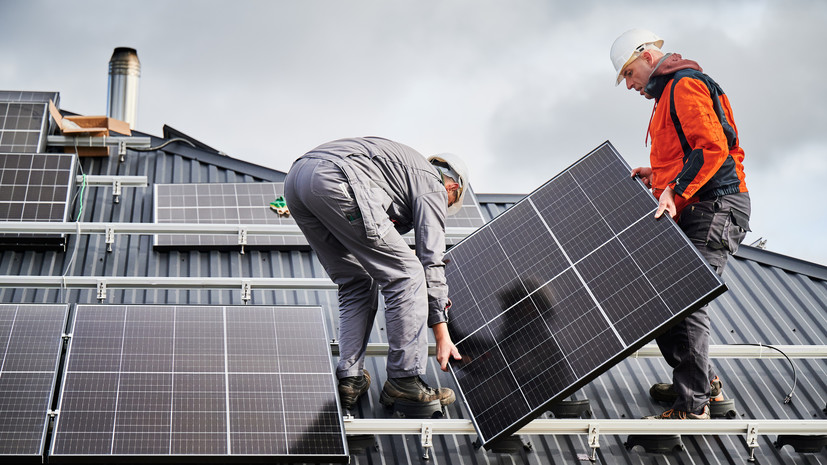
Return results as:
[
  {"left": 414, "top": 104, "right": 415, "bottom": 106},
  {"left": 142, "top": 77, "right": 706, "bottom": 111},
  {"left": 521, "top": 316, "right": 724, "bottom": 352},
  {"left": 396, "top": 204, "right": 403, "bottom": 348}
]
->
[
  {"left": 650, "top": 377, "right": 724, "bottom": 403},
  {"left": 379, "top": 376, "right": 456, "bottom": 407},
  {"left": 643, "top": 404, "right": 710, "bottom": 420},
  {"left": 338, "top": 369, "right": 371, "bottom": 410}
]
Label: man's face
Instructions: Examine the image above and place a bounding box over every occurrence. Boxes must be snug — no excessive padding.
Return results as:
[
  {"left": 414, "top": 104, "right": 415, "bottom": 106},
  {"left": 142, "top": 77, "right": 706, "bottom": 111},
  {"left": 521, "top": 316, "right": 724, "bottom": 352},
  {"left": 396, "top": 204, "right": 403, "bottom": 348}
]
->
[{"left": 622, "top": 54, "right": 655, "bottom": 99}]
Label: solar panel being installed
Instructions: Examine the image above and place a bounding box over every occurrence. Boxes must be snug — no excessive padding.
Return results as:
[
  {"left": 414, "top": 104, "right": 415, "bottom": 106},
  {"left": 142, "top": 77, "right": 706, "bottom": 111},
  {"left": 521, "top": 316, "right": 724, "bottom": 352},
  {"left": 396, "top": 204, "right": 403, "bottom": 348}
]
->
[
  {"left": 445, "top": 141, "right": 726, "bottom": 446},
  {"left": 153, "top": 182, "right": 485, "bottom": 249},
  {"left": 50, "top": 305, "right": 347, "bottom": 463},
  {"left": 0, "top": 304, "right": 69, "bottom": 462}
]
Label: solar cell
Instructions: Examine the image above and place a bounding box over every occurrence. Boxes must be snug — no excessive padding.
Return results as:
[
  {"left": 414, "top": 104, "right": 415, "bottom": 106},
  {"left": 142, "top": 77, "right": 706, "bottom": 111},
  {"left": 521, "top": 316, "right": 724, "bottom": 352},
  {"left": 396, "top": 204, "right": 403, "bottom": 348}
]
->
[
  {"left": 154, "top": 182, "right": 485, "bottom": 249},
  {"left": 0, "top": 304, "right": 69, "bottom": 461},
  {"left": 50, "top": 305, "right": 347, "bottom": 463},
  {"left": 445, "top": 141, "right": 726, "bottom": 446}
]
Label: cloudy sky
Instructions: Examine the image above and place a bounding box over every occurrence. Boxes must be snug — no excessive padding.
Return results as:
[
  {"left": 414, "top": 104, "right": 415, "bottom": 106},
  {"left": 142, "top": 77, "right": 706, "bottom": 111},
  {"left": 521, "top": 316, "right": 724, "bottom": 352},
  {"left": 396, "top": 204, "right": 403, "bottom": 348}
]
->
[{"left": 2, "top": 0, "right": 826, "bottom": 266}]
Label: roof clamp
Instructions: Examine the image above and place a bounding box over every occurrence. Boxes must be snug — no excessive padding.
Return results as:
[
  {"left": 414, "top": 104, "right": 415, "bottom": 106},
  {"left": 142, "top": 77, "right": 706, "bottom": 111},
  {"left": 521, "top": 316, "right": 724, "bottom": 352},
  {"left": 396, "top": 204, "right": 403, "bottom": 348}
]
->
[
  {"left": 112, "top": 179, "right": 123, "bottom": 204},
  {"left": 105, "top": 226, "right": 115, "bottom": 252},
  {"left": 241, "top": 281, "right": 252, "bottom": 303},
  {"left": 238, "top": 228, "right": 248, "bottom": 255},
  {"left": 746, "top": 423, "right": 759, "bottom": 462},
  {"left": 587, "top": 423, "right": 600, "bottom": 462},
  {"left": 118, "top": 139, "right": 127, "bottom": 163},
  {"left": 96, "top": 280, "right": 107, "bottom": 302},
  {"left": 420, "top": 422, "right": 433, "bottom": 460}
]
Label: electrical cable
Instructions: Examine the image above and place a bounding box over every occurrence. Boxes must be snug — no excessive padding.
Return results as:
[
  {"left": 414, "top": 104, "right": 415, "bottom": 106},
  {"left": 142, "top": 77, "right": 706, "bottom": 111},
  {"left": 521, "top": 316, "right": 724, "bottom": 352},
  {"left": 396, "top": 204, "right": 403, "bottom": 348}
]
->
[
  {"left": 130, "top": 138, "right": 196, "bottom": 152},
  {"left": 733, "top": 343, "right": 797, "bottom": 404},
  {"left": 60, "top": 164, "right": 87, "bottom": 303}
]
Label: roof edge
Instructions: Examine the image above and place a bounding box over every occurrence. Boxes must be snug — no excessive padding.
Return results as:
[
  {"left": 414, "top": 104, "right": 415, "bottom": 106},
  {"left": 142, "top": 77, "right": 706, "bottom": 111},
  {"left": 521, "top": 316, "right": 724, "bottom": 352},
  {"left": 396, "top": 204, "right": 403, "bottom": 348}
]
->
[{"left": 734, "top": 245, "right": 827, "bottom": 281}]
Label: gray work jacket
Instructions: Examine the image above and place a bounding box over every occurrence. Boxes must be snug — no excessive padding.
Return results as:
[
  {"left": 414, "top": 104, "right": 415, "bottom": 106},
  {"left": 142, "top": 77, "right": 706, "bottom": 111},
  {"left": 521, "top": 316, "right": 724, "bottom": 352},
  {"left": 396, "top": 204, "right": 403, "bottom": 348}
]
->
[{"left": 301, "top": 137, "right": 451, "bottom": 326}]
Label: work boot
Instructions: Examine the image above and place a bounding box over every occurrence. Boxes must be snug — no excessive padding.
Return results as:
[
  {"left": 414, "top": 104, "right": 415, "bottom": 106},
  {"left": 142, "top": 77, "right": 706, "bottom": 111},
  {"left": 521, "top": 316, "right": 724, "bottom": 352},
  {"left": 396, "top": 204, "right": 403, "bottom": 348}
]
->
[
  {"left": 379, "top": 376, "right": 456, "bottom": 407},
  {"left": 643, "top": 404, "right": 710, "bottom": 420},
  {"left": 338, "top": 369, "right": 371, "bottom": 410},
  {"left": 649, "top": 376, "right": 724, "bottom": 403}
]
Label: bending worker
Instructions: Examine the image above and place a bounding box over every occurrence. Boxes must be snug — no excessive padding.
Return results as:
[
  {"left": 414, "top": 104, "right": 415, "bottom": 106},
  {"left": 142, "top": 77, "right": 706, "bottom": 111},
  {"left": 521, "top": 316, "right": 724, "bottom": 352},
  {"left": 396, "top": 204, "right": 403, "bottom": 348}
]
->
[
  {"left": 284, "top": 136, "right": 466, "bottom": 410},
  {"left": 611, "top": 29, "right": 751, "bottom": 419}
]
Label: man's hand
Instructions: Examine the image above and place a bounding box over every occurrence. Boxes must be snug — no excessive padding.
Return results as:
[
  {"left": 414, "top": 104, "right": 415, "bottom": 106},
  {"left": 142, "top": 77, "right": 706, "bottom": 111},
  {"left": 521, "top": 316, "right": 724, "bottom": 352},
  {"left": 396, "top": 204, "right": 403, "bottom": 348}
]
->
[
  {"left": 655, "top": 186, "right": 677, "bottom": 219},
  {"left": 631, "top": 166, "right": 653, "bottom": 189},
  {"left": 432, "top": 322, "right": 461, "bottom": 372}
]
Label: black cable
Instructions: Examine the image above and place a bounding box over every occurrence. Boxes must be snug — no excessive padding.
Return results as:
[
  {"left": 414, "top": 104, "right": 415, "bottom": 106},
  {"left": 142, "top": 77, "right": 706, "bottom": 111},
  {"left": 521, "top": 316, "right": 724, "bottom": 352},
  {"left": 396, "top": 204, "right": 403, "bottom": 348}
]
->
[
  {"left": 733, "top": 343, "right": 797, "bottom": 404},
  {"left": 130, "top": 137, "right": 196, "bottom": 152}
]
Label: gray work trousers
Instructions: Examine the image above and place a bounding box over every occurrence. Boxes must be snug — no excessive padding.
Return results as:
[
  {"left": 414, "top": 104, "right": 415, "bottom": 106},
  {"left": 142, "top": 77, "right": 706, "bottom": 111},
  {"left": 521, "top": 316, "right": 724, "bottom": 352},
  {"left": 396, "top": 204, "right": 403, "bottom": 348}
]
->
[
  {"left": 284, "top": 157, "right": 429, "bottom": 380},
  {"left": 658, "top": 192, "right": 751, "bottom": 413}
]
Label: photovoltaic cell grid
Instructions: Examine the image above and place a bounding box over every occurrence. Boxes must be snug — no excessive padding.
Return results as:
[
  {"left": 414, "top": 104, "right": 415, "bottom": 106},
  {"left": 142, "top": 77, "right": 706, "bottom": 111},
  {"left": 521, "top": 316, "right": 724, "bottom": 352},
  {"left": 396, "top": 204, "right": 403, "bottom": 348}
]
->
[
  {"left": 0, "top": 304, "right": 69, "bottom": 460},
  {"left": 0, "top": 153, "right": 76, "bottom": 222},
  {"left": 0, "top": 102, "right": 50, "bottom": 153},
  {"left": 153, "top": 182, "right": 485, "bottom": 249},
  {"left": 445, "top": 142, "right": 725, "bottom": 446},
  {"left": 50, "top": 305, "right": 347, "bottom": 463}
]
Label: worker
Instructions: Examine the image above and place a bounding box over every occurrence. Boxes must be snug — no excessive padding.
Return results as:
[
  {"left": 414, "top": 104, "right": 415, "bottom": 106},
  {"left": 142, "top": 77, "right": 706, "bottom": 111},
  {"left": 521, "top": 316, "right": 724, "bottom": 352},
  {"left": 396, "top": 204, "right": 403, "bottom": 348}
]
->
[
  {"left": 610, "top": 29, "right": 751, "bottom": 419},
  {"left": 283, "top": 136, "right": 466, "bottom": 410}
]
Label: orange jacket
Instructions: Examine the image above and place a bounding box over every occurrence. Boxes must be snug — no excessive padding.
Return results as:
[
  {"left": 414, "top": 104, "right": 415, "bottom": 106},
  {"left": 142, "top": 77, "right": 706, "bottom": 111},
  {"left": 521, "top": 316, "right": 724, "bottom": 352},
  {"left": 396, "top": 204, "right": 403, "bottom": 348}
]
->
[{"left": 644, "top": 54, "right": 747, "bottom": 213}]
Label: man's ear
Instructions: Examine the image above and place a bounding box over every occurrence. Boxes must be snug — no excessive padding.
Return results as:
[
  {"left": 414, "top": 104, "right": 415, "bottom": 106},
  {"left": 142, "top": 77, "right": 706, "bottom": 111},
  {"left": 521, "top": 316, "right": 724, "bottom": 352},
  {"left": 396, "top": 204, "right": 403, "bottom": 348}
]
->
[
  {"left": 641, "top": 50, "right": 656, "bottom": 65},
  {"left": 446, "top": 182, "right": 459, "bottom": 193}
]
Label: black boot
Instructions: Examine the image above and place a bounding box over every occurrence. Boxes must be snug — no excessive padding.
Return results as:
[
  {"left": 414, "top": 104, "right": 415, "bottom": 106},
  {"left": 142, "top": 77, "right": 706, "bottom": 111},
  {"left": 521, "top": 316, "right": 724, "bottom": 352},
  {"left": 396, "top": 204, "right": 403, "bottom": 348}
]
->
[
  {"left": 338, "top": 369, "right": 371, "bottom": 410},
  {"left": 379, "top": 376, "right": 455, "bottom": 407}
]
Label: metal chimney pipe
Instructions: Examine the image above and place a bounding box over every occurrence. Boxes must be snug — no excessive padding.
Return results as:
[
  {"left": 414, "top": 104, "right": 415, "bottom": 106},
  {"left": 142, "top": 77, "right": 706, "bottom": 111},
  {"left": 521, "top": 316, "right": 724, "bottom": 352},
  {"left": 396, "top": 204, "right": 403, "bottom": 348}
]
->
[{"left": 107, "top": 47, "right": 140, "bottom": 129}]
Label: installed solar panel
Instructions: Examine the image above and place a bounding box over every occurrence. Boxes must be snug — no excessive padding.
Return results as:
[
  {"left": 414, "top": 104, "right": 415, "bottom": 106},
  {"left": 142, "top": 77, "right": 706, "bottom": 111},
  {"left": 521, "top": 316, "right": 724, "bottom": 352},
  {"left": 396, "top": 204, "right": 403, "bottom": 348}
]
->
[
  {"left": 0, "top": 153, "right": 77, "bottom": 248},
  {"left": 0, "top": 102, "right": 50, "bottom": 153},
  {"left": 50, "top": 305, "right": 347, "bottom": 463},
  {"left": 154, "top": 182, "right": 484, "bottom": 249},
  {"left": 0, "top": 304, "right": 69, "bottom": 461},
  {"left": 445, "top": 141, "right": 726, "bottom": 446}
]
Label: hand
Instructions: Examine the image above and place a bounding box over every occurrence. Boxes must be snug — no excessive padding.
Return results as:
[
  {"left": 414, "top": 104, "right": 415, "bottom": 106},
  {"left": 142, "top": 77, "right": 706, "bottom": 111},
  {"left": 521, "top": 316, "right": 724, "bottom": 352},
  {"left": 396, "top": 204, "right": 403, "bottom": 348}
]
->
[
  {"left": 655, "top": 186, "right": 677, "bottom": 219},
  {"left": 432, "top": 322, "right": 461, "bottom": 372},
  {"left": 631, "top": 166, "right": 653, "bottom": 189}
]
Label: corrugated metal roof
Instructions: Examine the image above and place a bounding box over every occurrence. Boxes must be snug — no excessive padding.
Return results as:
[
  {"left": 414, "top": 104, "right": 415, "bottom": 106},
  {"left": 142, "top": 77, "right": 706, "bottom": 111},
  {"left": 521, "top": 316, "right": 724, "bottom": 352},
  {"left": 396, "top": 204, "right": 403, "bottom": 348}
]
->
[{"left": 1, "top": 133, "right": 824, "bottom": 464}]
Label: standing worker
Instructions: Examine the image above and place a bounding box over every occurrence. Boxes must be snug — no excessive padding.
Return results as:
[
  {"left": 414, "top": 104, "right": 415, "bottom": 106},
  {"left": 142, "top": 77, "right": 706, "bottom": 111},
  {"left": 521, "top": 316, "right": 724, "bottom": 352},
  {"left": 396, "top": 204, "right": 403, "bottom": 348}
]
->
[
  {"left": 610, "top": 29, "right": 751, "bottom": 419},
  {"left": 284, "top": 136, "right": 466, "bottom": 411}
]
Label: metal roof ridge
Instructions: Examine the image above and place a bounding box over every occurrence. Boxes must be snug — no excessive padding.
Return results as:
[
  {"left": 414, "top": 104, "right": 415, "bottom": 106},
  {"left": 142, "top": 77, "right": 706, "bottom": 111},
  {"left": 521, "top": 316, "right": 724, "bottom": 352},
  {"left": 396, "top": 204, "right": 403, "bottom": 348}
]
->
[{"left": 735, "top": 245, "right": 827, "bottom": 281}]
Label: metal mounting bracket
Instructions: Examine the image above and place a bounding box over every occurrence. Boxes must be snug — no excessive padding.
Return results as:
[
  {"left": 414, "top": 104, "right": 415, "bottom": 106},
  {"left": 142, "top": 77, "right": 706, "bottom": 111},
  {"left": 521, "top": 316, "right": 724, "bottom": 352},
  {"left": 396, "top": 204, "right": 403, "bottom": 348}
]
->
[
  {"left": 420, "top": 422, "right": 433, "bottom": 460},
  {"left": 241, "top": 281, "right": 252, "bottom": 303},
  {"left": 747, "top": 423, "right": 759, "bottom": 462},
  {"left": 118, "top": 139, "right": 127, "bottom": 163},
  {"left": 105, "top": 226, "right": 115, "bottom": 252},
  {"left": 587, "top": 423, "right": 600, "bottom": 461},
  {"left": 112, "top": 179, "right": 123, "bottom": 204},
  {"left": 238, "top": 228, "right": 248, "bottom": 254},
  {"left": 96, "top": 280, "right": 107, "bottom": 302}
]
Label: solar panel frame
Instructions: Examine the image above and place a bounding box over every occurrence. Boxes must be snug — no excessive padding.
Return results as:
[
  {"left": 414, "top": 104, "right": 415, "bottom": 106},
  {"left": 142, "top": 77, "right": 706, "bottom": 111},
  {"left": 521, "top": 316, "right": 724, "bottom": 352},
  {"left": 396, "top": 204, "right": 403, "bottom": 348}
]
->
[
  {"left": 49, "top": 305, "right": 348, "bottom": 463},
  {"left": 153, "top": 182, "right": 485, "bottom": 250},
  {"left": 445, "top": 141, "right": 726, "bottom": 446},
  {"left": 0, "top": 304, "right": 70, "bottom": 462}
]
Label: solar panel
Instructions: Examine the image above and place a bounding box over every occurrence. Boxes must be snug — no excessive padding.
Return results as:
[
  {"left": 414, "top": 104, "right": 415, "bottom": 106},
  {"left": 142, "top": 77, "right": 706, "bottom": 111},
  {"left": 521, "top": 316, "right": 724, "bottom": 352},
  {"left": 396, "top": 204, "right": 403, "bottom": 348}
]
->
[
  {"left": 445, "top": 141, "right": 726, "bottom": 446},
  {"left": 0, "top": 91, "right": 60, "bottom": 104},
  {"left": 154, "top": 182, "right": 485, "bottom": 249},
  {"left": 50, "top": 305, "right": 347, "bottom": 463},
  {"left": 0, "top": 304, "right": 69, "bottom": 461},
  {"left": 0, "top": 153, "right": 77, "bottom": 248},
  {"left": 0, "top": 102, "right": 50, "bottom": 153}
]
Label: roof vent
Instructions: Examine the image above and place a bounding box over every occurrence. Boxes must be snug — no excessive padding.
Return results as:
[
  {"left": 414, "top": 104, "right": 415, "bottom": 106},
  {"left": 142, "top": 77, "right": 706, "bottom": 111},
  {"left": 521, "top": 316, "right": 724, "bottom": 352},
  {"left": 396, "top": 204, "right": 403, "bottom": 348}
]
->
[{"left": 106, "top": 47, "right": 140, "bottom": 129}]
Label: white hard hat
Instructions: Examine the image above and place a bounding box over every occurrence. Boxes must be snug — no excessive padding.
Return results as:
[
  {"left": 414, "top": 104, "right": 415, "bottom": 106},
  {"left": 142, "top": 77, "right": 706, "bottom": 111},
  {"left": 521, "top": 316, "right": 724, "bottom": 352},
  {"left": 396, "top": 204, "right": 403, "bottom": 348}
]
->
[
  {"left": 428, "top": 152, "right": 469, "bottom": 216},
  {"left": 610, "top": 28, "right": 664, "bottom": 86}
]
